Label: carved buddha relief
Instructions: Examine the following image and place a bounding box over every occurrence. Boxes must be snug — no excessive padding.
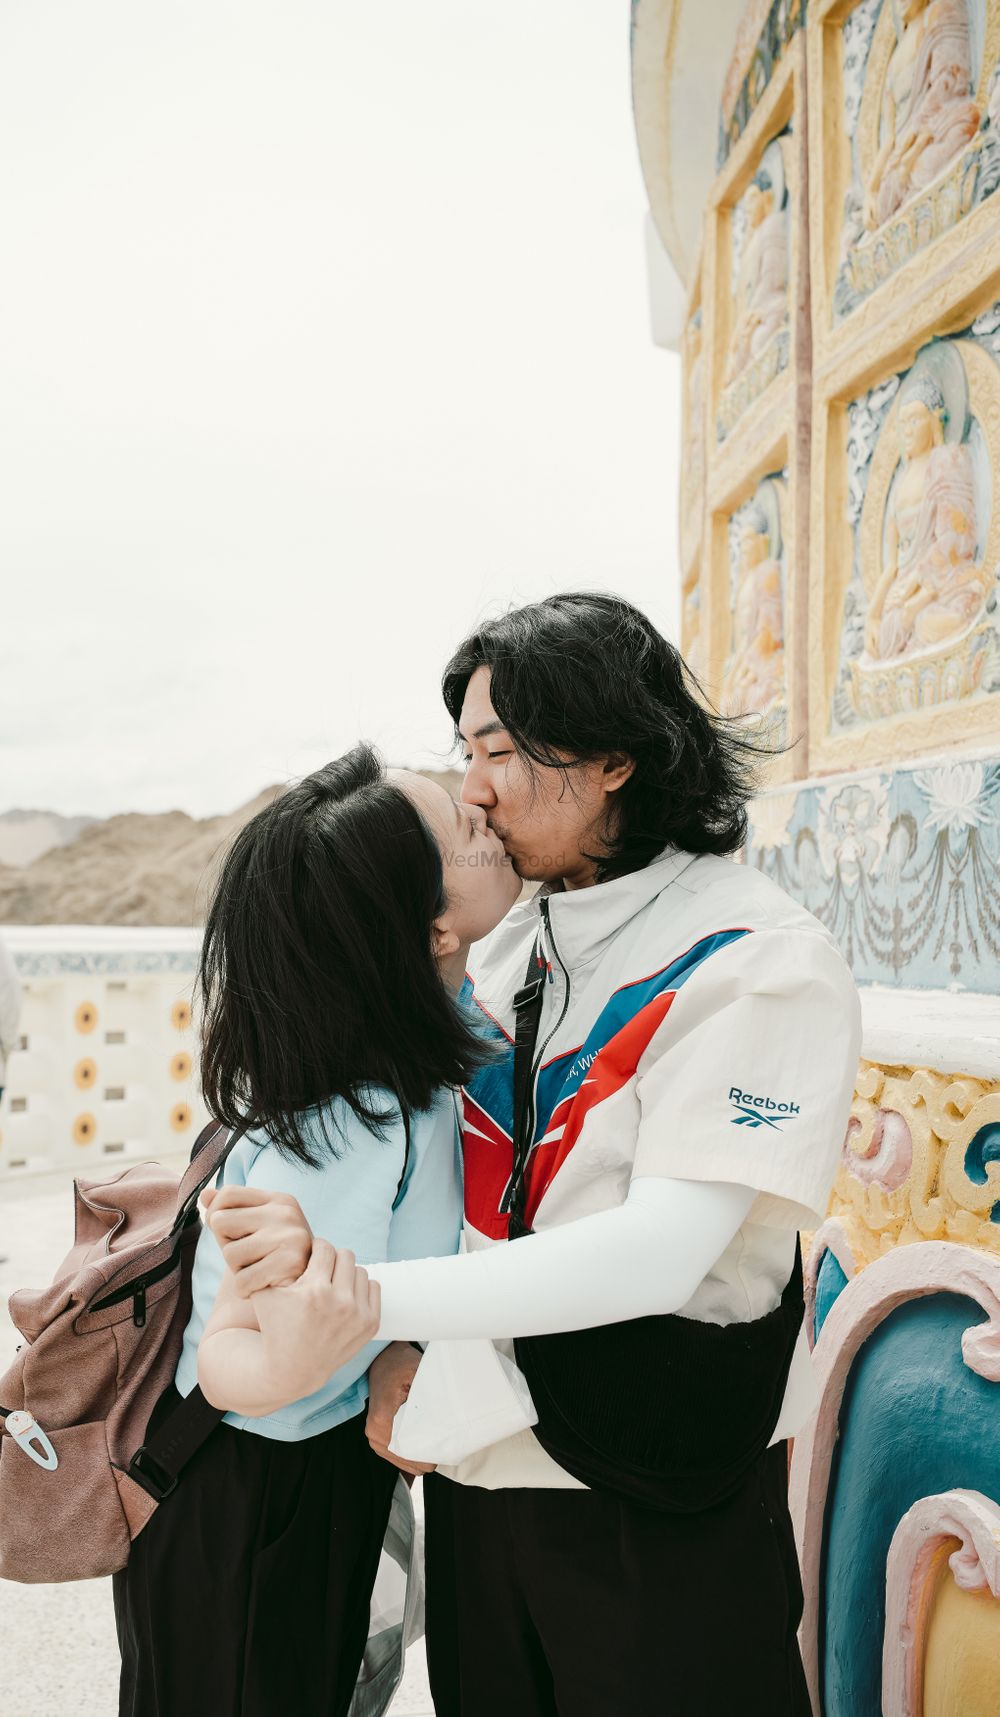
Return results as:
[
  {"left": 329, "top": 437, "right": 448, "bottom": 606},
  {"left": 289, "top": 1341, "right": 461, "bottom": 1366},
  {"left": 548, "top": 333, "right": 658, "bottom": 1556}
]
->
[
  {"left": 863, "top": 368, "right": 984, "bottom": 660},
  {"left": 864, "top": 0, "right": 980, "bottom": 232},
  {"left": 717, "top": 134, "right": 791, "bottom": 440},
  {"left": 724, "top": 150, "right": 789, "bottom": 385},
  {"left": 721, "top": 476, "right": 788, "bottom": 733},
  {"left": 836, "top": 0, "right": 1000, "bottom": 315},
  {"left": 831, "top": 327, "right": 1000, "bottom": 730}
]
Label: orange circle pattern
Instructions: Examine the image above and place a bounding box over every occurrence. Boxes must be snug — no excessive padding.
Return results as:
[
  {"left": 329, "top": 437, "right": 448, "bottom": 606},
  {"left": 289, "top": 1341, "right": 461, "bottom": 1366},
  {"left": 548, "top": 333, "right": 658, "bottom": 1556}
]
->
[
  {"left": 73, "top": 1113, "right": 98, "bottom": 1146},
  {"left": 170, "top": 1103, "right": 192, "bottom": 1133},
  {"left": 75, "top": 1002, "right": 99, "bottom": 1034},
  {"left": 171, "top": 1000, "right": 192, "bottom": 1031},
  {"left": 169, "top": 1052, "right": 192, "bottom": 1082},
  {"left": 74, "top": 1058, "right": 98, "bottom": 1090}
]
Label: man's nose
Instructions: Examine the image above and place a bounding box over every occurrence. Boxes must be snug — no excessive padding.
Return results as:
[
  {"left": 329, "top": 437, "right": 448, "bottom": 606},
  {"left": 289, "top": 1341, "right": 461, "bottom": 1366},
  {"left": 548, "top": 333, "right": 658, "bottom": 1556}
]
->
[{"left": 461, "top": 762, "right": 496, "bottom": 809}]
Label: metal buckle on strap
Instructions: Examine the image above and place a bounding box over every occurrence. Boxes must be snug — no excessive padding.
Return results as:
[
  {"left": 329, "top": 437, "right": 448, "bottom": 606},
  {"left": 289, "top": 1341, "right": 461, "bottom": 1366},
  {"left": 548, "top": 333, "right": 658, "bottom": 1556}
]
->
[
  {"left": 4, "top": 1410, "right": 59, "bottom": 1471},
  {"left": 128, "top": 1445, "right": 178, "bottom": 1502}
]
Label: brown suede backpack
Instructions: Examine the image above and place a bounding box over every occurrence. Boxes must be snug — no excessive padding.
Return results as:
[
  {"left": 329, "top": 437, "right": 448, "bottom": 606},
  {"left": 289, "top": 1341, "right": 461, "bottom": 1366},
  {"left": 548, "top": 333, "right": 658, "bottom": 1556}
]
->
[{"left": 0, "top": 1119, "right": 243, "bottom": 1583}]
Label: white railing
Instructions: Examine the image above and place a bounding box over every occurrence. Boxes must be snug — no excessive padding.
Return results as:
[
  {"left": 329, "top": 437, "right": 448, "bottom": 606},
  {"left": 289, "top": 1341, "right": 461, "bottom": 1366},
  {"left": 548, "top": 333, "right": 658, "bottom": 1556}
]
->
[{"left": 0, "top": 928, "right": 210, "bottom": 1178}]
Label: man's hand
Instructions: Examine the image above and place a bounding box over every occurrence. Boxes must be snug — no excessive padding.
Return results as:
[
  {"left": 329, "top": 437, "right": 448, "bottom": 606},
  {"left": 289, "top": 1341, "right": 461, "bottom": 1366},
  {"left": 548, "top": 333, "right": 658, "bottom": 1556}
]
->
[
  {"left": 365, "top": 1342, "right": 436, "bottom": 1477},
  {"left": 201, "top": 1185, "right": 313, "bottom": 1297},
  {"left": 249, "top": 1240, "right": 382, "bottom": 1405}
]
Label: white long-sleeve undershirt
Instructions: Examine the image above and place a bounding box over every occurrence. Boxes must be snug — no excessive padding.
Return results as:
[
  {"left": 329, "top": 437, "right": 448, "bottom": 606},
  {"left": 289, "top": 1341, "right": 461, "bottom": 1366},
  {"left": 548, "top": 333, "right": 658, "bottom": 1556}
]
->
[{"left": 367, "top": 1175, "right": 758, "bottom": 1342}]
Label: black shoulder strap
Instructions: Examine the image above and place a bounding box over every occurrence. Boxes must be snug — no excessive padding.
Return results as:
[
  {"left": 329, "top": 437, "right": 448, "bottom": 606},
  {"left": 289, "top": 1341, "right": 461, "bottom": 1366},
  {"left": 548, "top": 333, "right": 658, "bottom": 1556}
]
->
[
  {"left": 508, "top": 936, "right": 546, "bottom": 1239},
  {"left": 128, "top": 1386, "right": 226, "bottom": 1504},
  {"left": 128, "top": 1118, "right": 249, "bottom": 1503},
  {"left": 170, "top": 1118, "right": 248, "bottom": 1239}
]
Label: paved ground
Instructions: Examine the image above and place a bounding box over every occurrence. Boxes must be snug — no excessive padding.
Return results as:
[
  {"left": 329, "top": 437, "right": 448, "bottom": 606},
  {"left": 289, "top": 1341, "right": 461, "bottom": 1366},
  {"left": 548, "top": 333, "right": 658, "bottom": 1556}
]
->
[{"left": 0, "top": 1161, "right": 433, "bottom": 1715}]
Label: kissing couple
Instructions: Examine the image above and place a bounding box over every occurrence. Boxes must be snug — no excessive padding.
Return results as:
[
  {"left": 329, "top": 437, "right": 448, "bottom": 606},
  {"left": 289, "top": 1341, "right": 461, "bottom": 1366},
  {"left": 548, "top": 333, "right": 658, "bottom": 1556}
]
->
[{"left": 115, "top": 590, "right": 860, "bottom": 1717}]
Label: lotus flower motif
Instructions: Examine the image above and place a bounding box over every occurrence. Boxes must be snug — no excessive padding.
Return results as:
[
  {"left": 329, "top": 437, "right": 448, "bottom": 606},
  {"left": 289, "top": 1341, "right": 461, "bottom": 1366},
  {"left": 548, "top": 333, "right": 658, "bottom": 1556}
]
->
[
  {"left": 750, "top": 793, "right": 796, "bottom": 852},
  {"left": 914, "top": 762, "right": 990, "bottom": 833}
]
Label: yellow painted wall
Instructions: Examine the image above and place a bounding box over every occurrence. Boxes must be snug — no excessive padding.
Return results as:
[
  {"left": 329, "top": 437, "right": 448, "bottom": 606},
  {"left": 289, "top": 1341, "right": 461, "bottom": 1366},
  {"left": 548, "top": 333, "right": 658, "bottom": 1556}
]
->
[{"left": 923, "top": 1565, "right": 1000, "bottom": 1717}]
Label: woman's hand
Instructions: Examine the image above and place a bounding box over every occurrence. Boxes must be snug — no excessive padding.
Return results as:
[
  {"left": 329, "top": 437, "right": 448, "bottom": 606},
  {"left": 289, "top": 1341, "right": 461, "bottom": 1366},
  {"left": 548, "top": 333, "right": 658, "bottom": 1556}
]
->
[
  {"left": 365, "top": 1342, "right": 436, "bottom": 1477},
  {"left": 201, "top": 1184, "right": 313, "bottom": 1297}
]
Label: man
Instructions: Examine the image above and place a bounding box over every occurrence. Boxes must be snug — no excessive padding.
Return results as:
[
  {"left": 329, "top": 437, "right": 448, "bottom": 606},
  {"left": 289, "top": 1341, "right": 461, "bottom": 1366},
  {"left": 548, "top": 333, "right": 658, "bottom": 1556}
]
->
[{"left": 210, "top": 593, "right": 861, "bottom": 1715}]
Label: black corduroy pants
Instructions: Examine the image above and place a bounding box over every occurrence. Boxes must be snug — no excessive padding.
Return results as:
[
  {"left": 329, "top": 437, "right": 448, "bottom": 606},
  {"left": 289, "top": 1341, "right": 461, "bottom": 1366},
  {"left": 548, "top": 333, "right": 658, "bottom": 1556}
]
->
[{"left": 113, "top": 1381, "right": 397, "bottom": 1717}]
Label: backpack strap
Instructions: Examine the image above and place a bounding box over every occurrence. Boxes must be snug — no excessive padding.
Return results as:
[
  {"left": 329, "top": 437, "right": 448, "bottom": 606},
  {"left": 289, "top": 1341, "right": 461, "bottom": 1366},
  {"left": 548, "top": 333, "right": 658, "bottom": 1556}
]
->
[
  {"left": 127, "top": 1386, "right": 227, "bottom": 1503},
  {"left": 169, "top": 1118, "right": 247, "bottom": 1238},
  {"left": 506, "top": 937, "right": 546, "bottom": 1241},
  {"left": 127, "top": 1120, "right": 250, "bottom": 1502}
]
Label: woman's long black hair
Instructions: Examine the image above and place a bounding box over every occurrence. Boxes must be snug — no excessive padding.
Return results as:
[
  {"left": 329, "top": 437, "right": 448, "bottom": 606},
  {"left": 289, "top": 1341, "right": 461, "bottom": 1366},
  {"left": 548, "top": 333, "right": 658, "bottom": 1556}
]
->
[
  {"left": 199, "top": 743, "right": 496, "bottom": 1166},
  {"left": 442, "top": 591, "right": 786, "bottom": 884}
]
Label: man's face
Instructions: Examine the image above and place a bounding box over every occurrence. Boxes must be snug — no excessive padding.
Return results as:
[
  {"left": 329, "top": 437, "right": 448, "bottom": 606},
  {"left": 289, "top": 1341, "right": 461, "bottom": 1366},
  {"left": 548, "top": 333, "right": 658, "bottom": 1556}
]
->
[{"left": 457, "top": 665, "right": 628, "bottom": 889}]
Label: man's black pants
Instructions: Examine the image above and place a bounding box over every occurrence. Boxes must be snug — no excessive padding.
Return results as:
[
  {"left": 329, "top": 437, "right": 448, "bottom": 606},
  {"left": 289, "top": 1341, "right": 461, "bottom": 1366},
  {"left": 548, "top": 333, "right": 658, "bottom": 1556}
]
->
[{"left": 423, "top": 1444, "right": 811, "bottom": 1717}]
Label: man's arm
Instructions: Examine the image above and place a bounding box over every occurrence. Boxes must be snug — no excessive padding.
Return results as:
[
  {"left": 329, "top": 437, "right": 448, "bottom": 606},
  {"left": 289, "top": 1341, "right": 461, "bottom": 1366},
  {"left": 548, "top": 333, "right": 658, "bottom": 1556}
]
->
[
  {"left": 204, "top": 1178, "right": 757, "bottom": 1472},
  {"left": 207, "top": 1174, "right": 756, "bottom": 1341},
  {"left": 364, "top": 1341, "right": 436, "bottom": 1477}
]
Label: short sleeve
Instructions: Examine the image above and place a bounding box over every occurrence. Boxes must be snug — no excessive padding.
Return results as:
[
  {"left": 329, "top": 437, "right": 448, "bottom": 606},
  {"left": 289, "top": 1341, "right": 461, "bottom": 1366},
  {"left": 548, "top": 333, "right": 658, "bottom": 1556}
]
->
[{"left": 632, "top": 927, "right": 862, "bottom": 1229}]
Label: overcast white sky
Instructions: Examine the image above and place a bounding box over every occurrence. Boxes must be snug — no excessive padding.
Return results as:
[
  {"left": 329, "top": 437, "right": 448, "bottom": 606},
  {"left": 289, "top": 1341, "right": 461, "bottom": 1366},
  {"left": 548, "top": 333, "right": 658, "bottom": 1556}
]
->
[{"left": 1, "top": 0, "right": 680, "bottom": 820}]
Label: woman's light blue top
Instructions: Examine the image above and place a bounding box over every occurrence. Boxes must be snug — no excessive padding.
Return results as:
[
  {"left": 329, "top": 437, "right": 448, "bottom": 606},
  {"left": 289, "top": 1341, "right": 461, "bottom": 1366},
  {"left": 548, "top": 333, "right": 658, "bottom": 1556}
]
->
[{"left": 174, "top": 1084, "right": 462, "bottom": 1441}]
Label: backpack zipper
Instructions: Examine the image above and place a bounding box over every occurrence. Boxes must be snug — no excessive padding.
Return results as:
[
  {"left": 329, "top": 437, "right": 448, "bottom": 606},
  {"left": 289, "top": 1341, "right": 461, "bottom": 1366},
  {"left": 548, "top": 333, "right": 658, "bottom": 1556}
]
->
[{"left": 90, "top": 1245, "right": 180, "bottom": 1317}]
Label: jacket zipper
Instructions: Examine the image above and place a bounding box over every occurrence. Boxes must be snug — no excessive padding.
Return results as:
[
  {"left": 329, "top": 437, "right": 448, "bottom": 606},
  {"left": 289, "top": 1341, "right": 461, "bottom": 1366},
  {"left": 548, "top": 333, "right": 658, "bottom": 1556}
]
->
[
  {"left": 533, "top": 895, "right": 572, "bottom": 1101},
  {"left": 503, "top": 894, "right": 572, "bottom": 1218}
]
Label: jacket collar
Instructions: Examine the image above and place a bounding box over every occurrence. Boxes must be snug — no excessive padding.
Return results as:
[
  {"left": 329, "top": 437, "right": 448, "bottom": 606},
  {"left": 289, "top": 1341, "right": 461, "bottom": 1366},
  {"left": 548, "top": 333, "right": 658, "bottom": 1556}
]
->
[{"left": 521, "top": 845, "right": 701, "bottom": 975}]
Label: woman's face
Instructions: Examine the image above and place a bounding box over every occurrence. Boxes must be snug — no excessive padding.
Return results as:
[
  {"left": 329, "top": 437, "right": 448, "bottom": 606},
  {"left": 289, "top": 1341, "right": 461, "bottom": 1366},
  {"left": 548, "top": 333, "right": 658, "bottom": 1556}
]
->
[{"left": 392, "top": 768, "right": 522, "bottom": 956}]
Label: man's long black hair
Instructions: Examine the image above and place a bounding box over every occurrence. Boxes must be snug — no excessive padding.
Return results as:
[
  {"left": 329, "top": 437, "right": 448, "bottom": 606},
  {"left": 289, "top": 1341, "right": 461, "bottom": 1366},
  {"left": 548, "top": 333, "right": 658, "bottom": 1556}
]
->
[
  {"left": 442, "top": 591, "right": 782, "bottom": 884},
  {"left": 199, "top": 743, "right": 496, "bottom": 1166}
]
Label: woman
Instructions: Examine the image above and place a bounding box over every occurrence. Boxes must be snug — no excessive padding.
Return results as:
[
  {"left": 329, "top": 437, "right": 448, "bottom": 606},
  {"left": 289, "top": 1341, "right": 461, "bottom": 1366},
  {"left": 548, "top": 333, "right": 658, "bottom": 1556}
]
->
[{"left": 113, "top": 742, "right": 521, "bottom": 1717}]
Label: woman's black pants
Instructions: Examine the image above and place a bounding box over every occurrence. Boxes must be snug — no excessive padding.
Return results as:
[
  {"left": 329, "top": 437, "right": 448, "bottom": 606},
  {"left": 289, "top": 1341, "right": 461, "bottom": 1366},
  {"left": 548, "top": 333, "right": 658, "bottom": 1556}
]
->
[
  {"left": 113, "top": 1382, "right": 397, "bottom": 1717},
  {"left": 423, "top": 1442, "right": 812, "bottom": 1717}
]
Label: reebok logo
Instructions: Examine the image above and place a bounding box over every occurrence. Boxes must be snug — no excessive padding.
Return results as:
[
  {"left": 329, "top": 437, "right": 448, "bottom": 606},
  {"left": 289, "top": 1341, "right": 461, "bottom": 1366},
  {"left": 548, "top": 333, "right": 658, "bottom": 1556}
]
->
[{"left": 728, "top": 1086, "right": 800, "bottom": 1130}]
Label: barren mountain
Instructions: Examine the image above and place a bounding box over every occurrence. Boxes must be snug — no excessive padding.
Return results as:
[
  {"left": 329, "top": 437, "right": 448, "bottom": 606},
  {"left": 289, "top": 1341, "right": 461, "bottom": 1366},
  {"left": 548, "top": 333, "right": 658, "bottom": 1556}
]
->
[
  {"left": 0, "top": 769, "right": 465, "bottom": 927},
  {"left": 0, "top": 810, "right": 95, "bottom": 868}
]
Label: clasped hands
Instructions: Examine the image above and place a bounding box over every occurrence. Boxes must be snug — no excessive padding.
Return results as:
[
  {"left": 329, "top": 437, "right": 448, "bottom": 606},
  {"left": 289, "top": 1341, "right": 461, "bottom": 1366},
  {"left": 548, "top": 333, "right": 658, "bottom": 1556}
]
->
[{"left": 200, "top": 1183, "right": 431, "bottom": 1475}]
